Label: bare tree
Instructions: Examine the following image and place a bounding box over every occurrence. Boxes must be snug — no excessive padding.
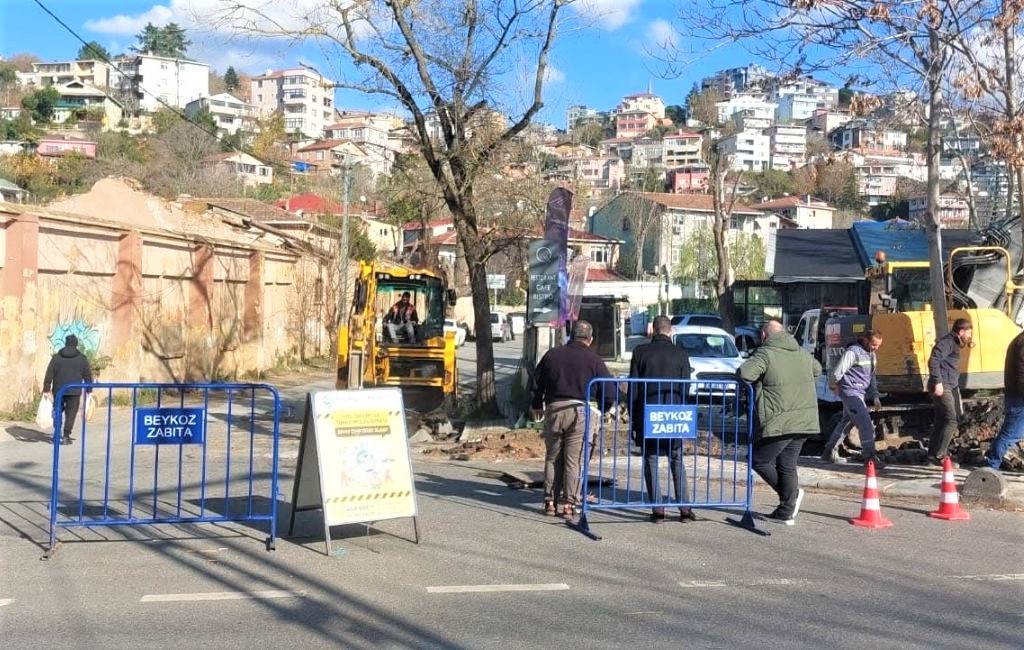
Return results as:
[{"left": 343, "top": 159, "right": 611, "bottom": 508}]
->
[
  {"left": 708, "top": 141, "right": 743, "bottom": 331},
  {"left": 674, "top": 0, "right": 990, "bottom": 333},
  {"left": 206, "top": 0, "right": 570, "bottom": 410}
]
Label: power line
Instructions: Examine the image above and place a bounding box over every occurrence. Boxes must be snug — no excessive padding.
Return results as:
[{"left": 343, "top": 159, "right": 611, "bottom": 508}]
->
[{"left": 30, "top": 0, "right": 270, "bottom": 165}]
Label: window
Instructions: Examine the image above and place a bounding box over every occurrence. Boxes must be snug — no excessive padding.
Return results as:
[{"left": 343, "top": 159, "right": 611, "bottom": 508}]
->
[
  {"left": 259, "top": 167, "right": 270, "bottom": 176},
  {"left": 591, "top": 247, "right": 607, "bottom": 264}
]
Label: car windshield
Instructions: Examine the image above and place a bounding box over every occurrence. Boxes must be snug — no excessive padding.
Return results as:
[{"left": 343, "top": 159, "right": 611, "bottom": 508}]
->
[
  {"left": 689, "top": 316, "right": 723, "bottom": 327},
  {"left": 490, "top": 313, "right": 500, "bottom": 323},
  {"left": 674, "top": 333, "right": 739, "bottom": 358}
]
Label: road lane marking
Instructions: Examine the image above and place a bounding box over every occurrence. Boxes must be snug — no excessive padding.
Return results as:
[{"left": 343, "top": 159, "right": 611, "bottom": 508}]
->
[
  {"left": 140, "top": 590, "right": 305, "bottom": 603},
  {"left": 679, "top": 578, "right": 812, "bottom": 589},
  {"left": 427, "top": 583, "right": 569, "bottom": 594},
  {"left": 474, "top": 490, "right": 502, "bottom": 496},
  {"left": 956, "top": 574, "right": 1024, "bottom": 582},
  {"left": 0, "top": 598, "right": 14, "bottom": 607}
]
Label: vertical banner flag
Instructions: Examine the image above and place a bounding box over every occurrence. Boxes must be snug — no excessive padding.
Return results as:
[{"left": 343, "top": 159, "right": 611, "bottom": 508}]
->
[{"left": 543, "top": 188, "right": 573, "bottom": 324}]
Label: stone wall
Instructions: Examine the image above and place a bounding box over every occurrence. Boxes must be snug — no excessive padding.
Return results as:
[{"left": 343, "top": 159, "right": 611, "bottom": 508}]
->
[{"left": 0, "top": 197, "right": 328, "bottom": 411}]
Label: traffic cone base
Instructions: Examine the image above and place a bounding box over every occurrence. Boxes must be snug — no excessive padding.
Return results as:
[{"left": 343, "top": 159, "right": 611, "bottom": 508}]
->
[
  {"left": 930, "top": 458, "right": 970, "bottom": 521},
  {"left": 851, "top": 461, "right": 893, "bottom": 529}
]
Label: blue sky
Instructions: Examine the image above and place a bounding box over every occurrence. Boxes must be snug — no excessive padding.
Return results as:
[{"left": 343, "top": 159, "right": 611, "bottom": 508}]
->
[{"left": 0, "top": 0, "right": 834, "bottom": 127}]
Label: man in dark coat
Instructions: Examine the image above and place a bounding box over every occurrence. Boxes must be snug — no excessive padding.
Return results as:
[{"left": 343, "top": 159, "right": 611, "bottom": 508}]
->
[
  {"left": 985, "top": 329, "right": 1024, "bottom": 470},
  {"left": 629, "top": 315, "right": 696, "bottom": 523},
  {"left": 530, "top": 320, "right": 613, "bottom": 519},
  {"left": 43, "top": 334, "right": 93, "bottom": 445},
  {"left": 926, "top": 318, "right": 973, "bottom": 465},
  {"left": 738, "top": 320, "right": 821, "bottom": 525}
]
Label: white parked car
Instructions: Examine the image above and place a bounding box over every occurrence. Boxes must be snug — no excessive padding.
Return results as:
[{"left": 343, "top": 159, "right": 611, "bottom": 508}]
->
[
  {"left": 670, "top": 313, "right": 724, "bottom": 337},
  {"left": 672, "top": 325, "right": 745, "bottom": 396},
  {"left": 489, "top": 310, "right": 511, "bottom": 342},
  {"left": 444, "top": 318, "right": 467, "bottom": 347}
]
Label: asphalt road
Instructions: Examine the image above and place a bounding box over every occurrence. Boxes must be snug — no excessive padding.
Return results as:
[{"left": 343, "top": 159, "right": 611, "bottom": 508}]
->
[
  {"left": 2, "top": 346, "right": 1021, "bottom": 649},
  {"left": 2, "top": 423, "right": 1022, "bottom": 649}
]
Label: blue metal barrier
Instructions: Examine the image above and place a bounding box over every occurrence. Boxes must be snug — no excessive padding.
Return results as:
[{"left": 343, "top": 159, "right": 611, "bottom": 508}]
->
[
  {"left": 575, "top": 377, "right": 767, "bottom": 539},
  {"left": 46, "top": 382, "right": 281, "bottom": 558}
]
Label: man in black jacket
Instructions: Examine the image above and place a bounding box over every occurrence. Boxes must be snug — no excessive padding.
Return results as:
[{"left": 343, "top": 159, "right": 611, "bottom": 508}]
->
[
  {"left": 530, "top": 321, "right": 613, "bottom": 519},
  {"left": 629, "top": 315, "right": 696, "bottom": 523},
  {"left": 43, "top": 335, "right": 93, "bottom": 445},
  {"left": 926, "top": 318, "right": 973, "bottom": 465}
]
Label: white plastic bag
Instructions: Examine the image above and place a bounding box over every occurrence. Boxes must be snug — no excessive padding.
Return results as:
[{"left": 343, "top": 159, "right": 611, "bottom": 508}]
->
[
  {"left": 35, "top": 395, "right": 54, "bottom": 430},
  {"left": 84, "top": 393, "right": 97, "bottom": 422}
]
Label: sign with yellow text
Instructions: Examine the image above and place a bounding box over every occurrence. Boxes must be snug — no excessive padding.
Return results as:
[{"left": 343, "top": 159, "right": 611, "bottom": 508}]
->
[{"left": 290, "top": 388, "right": 418, "bottom": 552}]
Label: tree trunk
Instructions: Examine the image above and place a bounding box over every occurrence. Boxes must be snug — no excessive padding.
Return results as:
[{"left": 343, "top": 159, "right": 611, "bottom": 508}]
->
[
  {"left": 925, "top": 26, "right": 950, "bottom": 334},
  {"left": 710, "top": 142, "right": 735, "bottom": 332},
  {"left": 450, "top": 203, "right": 498, "bottom": 413}
]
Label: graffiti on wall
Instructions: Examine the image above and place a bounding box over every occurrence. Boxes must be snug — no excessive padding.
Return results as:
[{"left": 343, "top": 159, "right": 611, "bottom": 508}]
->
[{"left": 48, "top": 318, "right": 101, "bottom": 354}]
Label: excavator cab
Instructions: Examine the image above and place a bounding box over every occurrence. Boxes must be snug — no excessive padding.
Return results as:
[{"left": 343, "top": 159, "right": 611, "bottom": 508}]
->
[{"left": 868, "top": 261, "right": 932, "bottom": 314}]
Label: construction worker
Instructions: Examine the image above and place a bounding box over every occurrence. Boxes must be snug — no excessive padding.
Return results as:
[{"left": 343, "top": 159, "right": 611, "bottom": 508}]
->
[
  {"left": 926, "top": 318, "right": 973, "bottom": 466},
  {"left": 822, "top": 330, "right": 885, "bottom": 469}
]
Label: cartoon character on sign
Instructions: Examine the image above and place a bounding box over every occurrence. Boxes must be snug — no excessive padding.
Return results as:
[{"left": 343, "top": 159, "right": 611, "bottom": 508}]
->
[{"left": 343, "top": 443, "right": 387, "bottom": 490}]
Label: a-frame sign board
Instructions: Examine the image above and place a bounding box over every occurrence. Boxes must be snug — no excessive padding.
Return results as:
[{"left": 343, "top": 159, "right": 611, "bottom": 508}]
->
[{"left": 288, "top": 388, "right": 420, "bottom": 555}]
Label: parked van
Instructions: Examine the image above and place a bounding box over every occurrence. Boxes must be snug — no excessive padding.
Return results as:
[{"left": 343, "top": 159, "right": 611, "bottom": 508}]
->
[{"left": 490, "top": 310, "right": 511, "bottom": 342}]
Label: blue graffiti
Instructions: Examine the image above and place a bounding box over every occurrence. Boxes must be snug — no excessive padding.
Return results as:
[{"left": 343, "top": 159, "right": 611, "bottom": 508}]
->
[{"left": 49, "top": 319, "right": 100, "bottom": 354}]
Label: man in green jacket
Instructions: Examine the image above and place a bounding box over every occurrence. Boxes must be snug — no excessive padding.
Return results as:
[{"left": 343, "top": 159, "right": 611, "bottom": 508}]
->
[{"left": 738, "top": 320, "right": 822, "bottom": 525}]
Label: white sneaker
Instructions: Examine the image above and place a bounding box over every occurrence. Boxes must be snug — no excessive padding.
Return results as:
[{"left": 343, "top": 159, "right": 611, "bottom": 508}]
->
[{"left": 791, "top": 488, "right": 805, "bottom": 521}]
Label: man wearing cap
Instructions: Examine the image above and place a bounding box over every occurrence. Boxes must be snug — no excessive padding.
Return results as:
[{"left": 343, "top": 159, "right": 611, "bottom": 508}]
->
[
  {"left": 385, "top": 291, "right": 418, "bottom": 343},
  {"left": 530, "top": 320, "right": 613, "bottom": 520},
  {"left": 926, "top": 318, "right": 973, "bottom": 466},
  {"left": 42, "top": 334, "right": 94, "bottom": 445}
]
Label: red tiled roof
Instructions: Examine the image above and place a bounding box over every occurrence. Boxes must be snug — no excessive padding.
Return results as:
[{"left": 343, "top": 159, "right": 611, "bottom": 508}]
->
[
  {"left": 586, "top": 268, "right": 626, "bottom": 282},
  {"left": 296, "top": 139, "right": 352, "bottom": 153},
  {"left": 632, "top": 192, "right": 763, "bottom": 216},
  {"left": 664, "top": 129, "right": 702, "bottom": 139},
  {"left": 429, "top": 231, "right": 459, "bottom": 246},
  {"left": 275, "top": 193, "right": 341, "bottom": 214}
]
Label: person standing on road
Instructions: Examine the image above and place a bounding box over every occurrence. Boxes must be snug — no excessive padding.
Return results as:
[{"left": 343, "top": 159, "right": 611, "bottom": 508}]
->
[
  {"left": 927, "top": 318, "right": 973, "bottom": 466},
  {"left": 530, "top": 320, "right": 613, "bottom": 520},
  {"left": 42, "top": 334, "right": 93, "bottom": 445},
  {"left": 822, "top": 331, "right": 885, "bottom": 468},
  {"left": 738, "top": 320, "right": 821, "bottom": 526},
  {"left": 629, "top": 315, "right": 697, "bottom": 523},
  {"left": 985, "top": 330, "right": 1024, "bottom": 471}
]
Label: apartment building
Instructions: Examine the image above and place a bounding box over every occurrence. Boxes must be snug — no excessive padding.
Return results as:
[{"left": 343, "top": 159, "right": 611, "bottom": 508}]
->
[
  {"left": 666, "top": 164, "right": 710, "bottom": 194},
  {"left": 753, "top": 196, "right": 835, "bottom": 229},
  {"left": 829, "top": 119, "right": 908, "bottom": 152},
  {"left": 631, "top": 138, "right": 663, "bottom": 169},
  {"left": 731, "top": 110, "right": 773, "bottom": 132},
  {"left": 663, "top": 129, "right": 703, "bottom": 168},
  {"left": 806, "top": 108, "right": 852, "bottom": 134},
  {"left": 618, "top": 92, "right": 666, "bottom": 119},
  {"left": 185, "top": 93, "right": 259, "bottom": 136},
  {"left": 766, "top": 77, "right": 838, "bottom": 106},
  {"left": 25, "top": 59, "right": 116, "bottom": 89},
  {"left": 615, "top": 110, "right": 658, "bottom": 139},
  {"left": 776, "top": 93, "right": 824, "bottom": 123},
  {"left": 323, "top": 111, "right": 394, "bottom": 176},
  {"left": 51, "top": 81, "right": 123, "bottom": 129},
  {"left": 114, "top": 54, "right": 209, "bottom": 112},
  {"left": 250, "top": 67, "right": 335, "bottom": 139},
  {"left": 567, "top": 104, "right": 601, "bottom": 129},
  {"left": 700, "top": 64, "right": 771, "bottom": 98},
  {"left": 767, "top": 124, "right": 807, "bottom": 170},
  {"left": 718, "top": 130, "right": 771, "bottom": 171},
  {"left": 908, "top": 193, "right": 970, "bottom": 228},
  {"left": 715, "top": 94, "right": 776, "bottom": 125}
]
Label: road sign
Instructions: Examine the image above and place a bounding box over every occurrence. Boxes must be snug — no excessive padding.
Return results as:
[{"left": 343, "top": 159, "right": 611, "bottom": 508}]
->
[
  {"left": 486, "top": 274, "right": 506, "bottom": 290},
  {"left": 133, "top": 407, "right": 206, "bottom": 444},
  {"left": 528, "top": 239, "right": 560, "bottom": 324},
  {"left": 643, "top": 404, "right": 698, "bottom": 439}
]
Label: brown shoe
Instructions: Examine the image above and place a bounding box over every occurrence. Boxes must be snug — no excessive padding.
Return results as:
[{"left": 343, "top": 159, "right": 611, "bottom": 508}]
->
[
  {"left": 650, "top": 507, "right": 667, "bottom": 523},
  {"left": 543, "top": 500, "right": 557, "bottom": 516}
]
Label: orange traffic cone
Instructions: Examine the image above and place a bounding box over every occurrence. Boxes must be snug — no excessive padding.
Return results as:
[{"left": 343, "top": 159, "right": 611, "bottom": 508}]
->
[
  {"left": 929, "top": 457, "right": 970, "bottom": 521},
  {"left": 851, "top": 460, "right": 893, "bottom": 529}
]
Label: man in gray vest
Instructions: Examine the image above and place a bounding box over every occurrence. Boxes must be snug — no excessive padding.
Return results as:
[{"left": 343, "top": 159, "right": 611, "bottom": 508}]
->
[{"left": 822, "top": 331, "right": 885, "bottom": 468}]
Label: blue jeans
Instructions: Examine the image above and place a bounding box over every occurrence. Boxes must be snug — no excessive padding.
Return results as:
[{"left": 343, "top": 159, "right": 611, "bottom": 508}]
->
[
  {"left": 825, "top": 393, "right": 878, "bottom": 459},
  {"left": 987, "top": 396, "right": 1024, "bottom": 469}
]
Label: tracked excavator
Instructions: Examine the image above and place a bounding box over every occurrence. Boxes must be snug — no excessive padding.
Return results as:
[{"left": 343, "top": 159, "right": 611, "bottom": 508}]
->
[{"left": 815, "top": 218, "right": 1024, "bottom": 466}]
